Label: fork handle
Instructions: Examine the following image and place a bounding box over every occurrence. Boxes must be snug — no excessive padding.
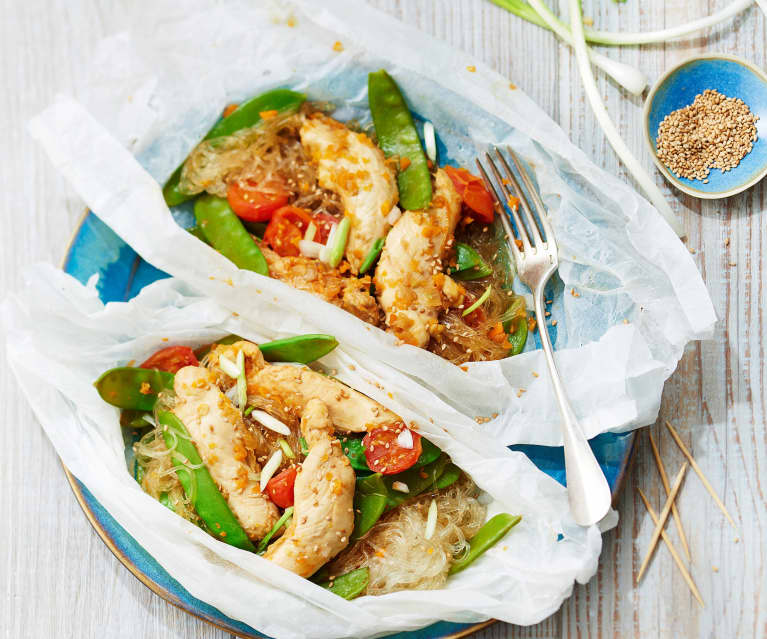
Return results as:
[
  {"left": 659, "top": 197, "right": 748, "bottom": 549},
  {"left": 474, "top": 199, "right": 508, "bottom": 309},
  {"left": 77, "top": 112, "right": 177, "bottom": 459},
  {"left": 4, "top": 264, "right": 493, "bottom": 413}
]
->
[{"left": 533, "top": 287, "right": 611, "bottom": 526}]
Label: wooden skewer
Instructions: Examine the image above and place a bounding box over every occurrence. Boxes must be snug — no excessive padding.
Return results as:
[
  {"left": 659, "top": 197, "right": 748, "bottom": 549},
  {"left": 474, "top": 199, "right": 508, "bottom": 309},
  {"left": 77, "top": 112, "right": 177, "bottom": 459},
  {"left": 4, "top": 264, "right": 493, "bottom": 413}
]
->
[
  {"left": 637, "top": 462, "right": 688, "bottom": 583},
  {"left": 665, "top": 420, "right": 738, "bottom": 531},
  {"left": 637, "top": 488, "right": 704, "bottom": 608},
  {"left": 648, "top": 431, "right": 692, "bottom": 561}
]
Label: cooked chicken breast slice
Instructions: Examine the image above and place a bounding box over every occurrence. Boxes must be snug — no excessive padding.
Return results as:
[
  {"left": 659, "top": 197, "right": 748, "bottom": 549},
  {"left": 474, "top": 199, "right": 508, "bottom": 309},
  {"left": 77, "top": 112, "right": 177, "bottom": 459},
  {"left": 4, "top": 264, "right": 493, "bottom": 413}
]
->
[
  {"left": 300, "top": 113, "right": 398, "bottom": 273},
  {"left": 208, "top": 340, "right": 399, "bottom": 432},
  {"left": 173, "top": 366, "right": 279, "bottom": 541},
  {"left": 374, "top": 169, "right": 464, "bottom": 347},
  {"left": 262, "top": 247, "right": 380, "bottom": 326},
  {"left": 264, "top": 399, "right": 355, "bottom": 576}
]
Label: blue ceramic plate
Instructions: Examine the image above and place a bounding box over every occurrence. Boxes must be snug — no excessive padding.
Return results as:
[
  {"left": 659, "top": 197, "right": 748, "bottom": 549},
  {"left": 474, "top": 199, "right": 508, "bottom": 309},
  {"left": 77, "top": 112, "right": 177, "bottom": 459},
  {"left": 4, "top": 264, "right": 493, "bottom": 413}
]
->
[
  {"left": 643, "top": 54, "right": 767, "bottom": 199},
  {"left": 61, "top": 212, "right": 636, "bottom": 639}
]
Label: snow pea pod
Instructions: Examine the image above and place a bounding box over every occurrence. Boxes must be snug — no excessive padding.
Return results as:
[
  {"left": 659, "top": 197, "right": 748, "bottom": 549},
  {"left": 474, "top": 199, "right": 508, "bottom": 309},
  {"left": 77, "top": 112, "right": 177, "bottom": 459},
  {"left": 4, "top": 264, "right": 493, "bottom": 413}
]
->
[
  {"left": 448, "top": 513, "right": 521, "bottom": 575},
  {"left": 414, "top": 437, "right": 442, "bottom": 468},
  {"left": 434, "top": 463, "right": 461, "bottom": 490},
  {"left": 352, "top": 473, "right": 388, "bottom": 540},
  {"left": 384, "top": 454, "right": 449, "bottom": 511},
  {"left": 258, "top": 334, "right": 338, "bottom": 364},
  {"left": 194, "top": 194, "right": 269, "bottom": 275},
  {"left": 450, "top": 243, "right": 493, "bottom": 281},
  {"left": 342, "top": 436, "right": 370, "bottom": 472},
  {"left": 319, "top": 567, "right": 369, "bottom": 600},
  {"left": 157, "top": 410, "right": 256, "bottom": 552},
  {"left": 368, "top": 70, "right": 432, "bottom": 210},
  {"left": 507, "top": 316, "right": 528, "bottom": 356},
  {"left": 95, "top": 367, "right": 174, "bottom": 411},
  {"left": 163, "top": 89, "right": 306, "bottom": 207},
  {"left": 187, "top": 225, "right": 209, "bottom": 244}
]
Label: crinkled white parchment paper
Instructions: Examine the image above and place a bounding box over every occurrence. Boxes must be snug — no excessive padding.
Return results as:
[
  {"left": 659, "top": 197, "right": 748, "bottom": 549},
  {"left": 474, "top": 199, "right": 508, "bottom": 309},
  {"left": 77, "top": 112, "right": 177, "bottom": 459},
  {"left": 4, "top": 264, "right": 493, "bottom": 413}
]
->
[
  {"left": 3, "top": 265, "right": 602, "bottom": 637},
  {"left": 27, "top": 0, "right": 715, "bottom": 446}
]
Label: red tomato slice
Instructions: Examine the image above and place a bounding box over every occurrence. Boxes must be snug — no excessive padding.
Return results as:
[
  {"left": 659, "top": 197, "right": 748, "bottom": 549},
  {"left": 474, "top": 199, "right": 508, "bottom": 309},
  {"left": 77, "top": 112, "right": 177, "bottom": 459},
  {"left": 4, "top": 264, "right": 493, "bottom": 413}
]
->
[
  {"left": 363, "top": 424, "right": 422, "bottom": 475},
  {"left": 140, "top": 346, "right": 199, "bottom": 373},
  {"left": 444, "top": 166, "right": 495, "bottom": 224},
  {"left": 265, "top": 466, "right": 297, "bottom": 508},
  {"left": 461, "top": 291, "right": 487, "bottom": 328},
  {"left": 263, "top": 206, "right": 313, "bottom": 257},
  {"left": 312, "top": 212, "right": 340, "bottom": 244},
  {"left": 227, "top": 180, "right": 289, "bottom": 223}
]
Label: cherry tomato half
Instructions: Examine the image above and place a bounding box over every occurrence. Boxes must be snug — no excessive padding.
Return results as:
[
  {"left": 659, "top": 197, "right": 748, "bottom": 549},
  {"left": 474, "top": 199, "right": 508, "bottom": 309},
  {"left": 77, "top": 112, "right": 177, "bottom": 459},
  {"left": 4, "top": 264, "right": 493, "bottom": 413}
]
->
[
  {"left": 461, "top": 291, "right": 487, "bottom": 329},
  {"left": 312, "top": 212, "right": 340, "bottom": 244},
  {"left": 444, "top": 166, "right": 495, "bottom": 225},
  {"left": 263, "top": 206, "right": 313, "bottom": 257},
  {"left": 227, "top": 180, "right": 289, "bottom": 223},
  {"left": 265, "top": 466, "right": 297, "bottom": 508},
  {"left": 363, "top": 424, "right": 422, "bottom": 475},
  {"left": 140, "top": 346, "right": 199, "bottom": 374}
]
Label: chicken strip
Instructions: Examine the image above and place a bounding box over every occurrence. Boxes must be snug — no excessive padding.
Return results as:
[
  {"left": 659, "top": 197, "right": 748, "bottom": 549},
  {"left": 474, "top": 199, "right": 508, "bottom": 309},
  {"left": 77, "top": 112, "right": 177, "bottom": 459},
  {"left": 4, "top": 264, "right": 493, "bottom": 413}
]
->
[
  {"left": 300, "top": 113, "right": 398, "bottom": 273},
  {"left": 208, "top": 341, "right": 399, "bottom": 432},
  {"left": 374, "top": 169, "right": 464, "bottom": 347},
  {"left": 172, "top": 366, "right": 279, "bottom": 541},
  {"left": 262, "top": 247, "right": 380, "bottom": 326},
  {"left": 264, "top": 399, "right": 355, "bottom": 576}
]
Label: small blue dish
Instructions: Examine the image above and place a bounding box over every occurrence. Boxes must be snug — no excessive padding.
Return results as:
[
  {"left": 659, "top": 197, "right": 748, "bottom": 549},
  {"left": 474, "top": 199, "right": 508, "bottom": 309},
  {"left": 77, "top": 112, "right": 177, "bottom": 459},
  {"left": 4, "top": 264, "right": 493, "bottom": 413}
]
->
[{"left": 643, "top": 54, "right": 767, "bottom": 199}]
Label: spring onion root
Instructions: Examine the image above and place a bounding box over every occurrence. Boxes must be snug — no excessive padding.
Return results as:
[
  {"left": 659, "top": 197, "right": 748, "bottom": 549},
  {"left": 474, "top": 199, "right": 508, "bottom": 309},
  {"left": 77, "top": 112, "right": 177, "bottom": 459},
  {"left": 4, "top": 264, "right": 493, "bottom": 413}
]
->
[
  {"left": 530, "top": 0, "right": 683, "bottom": 236},
  {"left": 490, "top": 0, "right": 645, "bottom": 94}
]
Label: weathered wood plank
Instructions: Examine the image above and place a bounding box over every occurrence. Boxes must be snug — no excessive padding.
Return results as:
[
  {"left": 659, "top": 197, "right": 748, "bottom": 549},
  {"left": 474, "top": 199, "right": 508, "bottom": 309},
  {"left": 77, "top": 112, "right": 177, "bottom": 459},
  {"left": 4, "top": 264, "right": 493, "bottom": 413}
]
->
[{"left": 1, "top": 1, "right": 764, "bottom": 638}]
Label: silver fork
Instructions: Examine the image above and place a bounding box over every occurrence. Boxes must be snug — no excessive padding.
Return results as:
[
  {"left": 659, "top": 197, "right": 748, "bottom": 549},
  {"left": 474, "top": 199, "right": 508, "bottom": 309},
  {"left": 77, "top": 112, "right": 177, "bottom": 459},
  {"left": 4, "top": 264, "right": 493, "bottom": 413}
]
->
[{"left": 477, "top": 147, "right": 611, "bottom": 527}]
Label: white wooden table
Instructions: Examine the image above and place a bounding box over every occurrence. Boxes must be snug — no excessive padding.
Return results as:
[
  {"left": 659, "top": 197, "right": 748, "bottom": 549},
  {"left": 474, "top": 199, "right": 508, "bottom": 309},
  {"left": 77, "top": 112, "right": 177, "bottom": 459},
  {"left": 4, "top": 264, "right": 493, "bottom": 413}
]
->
[{"left": 1, "top": 1, "right": 765, "bottom": 637}]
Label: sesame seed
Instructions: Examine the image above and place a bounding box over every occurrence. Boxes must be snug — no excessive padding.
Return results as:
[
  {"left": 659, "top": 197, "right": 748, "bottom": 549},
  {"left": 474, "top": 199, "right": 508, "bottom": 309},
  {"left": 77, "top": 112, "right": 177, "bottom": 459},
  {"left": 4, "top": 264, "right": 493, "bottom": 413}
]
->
[{"left": 655, "top": 89, "right": 759, "bottom": 181}]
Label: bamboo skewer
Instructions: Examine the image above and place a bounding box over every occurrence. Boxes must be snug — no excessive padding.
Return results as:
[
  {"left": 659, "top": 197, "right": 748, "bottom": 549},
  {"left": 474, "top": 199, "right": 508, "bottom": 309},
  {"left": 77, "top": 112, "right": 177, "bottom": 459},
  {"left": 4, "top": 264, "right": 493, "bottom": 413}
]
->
[
  {"left": 648, "top": 431, "right": 692, "bottom": 561},
  {"left": 637, "top": 488, "right": 704, "bottom": 607},
  {"left": 665, "top": 420, "right": 738, "bottom": 531},
  {"left": 636, "top": 462, "right": 688, "bottom": 582}
]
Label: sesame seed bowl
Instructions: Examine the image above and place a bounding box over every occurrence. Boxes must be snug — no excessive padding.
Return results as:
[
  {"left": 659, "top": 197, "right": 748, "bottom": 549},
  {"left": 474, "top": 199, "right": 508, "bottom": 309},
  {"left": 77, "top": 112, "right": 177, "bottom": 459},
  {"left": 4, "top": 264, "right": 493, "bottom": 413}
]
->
[{"left": 643, "top": 54, "right": 767, "bottom": 199}]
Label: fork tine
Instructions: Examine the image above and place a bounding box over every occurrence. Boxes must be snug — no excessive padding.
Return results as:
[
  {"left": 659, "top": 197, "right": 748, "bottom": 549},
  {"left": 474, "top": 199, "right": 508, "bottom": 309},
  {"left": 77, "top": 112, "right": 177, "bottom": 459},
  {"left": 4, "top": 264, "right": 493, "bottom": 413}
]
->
[
  {"left": 507, "top": 148, "right": 552, "bottom": 244},
  {"left": 494, "top": 149, "right": 544, "bottom": 247},
  {"left": 475, "top": 158, "right": 522, "bottom": 265},
  {"left": 483, "top": 152, "right": 533, "bottom": 253}
]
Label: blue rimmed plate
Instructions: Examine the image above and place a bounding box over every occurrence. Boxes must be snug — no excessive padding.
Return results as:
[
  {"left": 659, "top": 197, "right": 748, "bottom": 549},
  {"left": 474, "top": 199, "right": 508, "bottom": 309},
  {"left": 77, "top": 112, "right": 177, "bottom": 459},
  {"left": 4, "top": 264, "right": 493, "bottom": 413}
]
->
[
  {"left": 61, "top": 211, "right": 636, "bottom": 639},
  {"left": 643, "top": 53, "right": 767, "bottom": 199}
]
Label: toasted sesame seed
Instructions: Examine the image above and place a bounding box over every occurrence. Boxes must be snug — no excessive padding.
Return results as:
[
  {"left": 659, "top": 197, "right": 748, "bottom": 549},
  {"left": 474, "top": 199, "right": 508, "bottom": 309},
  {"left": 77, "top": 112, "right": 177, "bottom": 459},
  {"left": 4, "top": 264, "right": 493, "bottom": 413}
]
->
[{"left": 655, "top": 89, "right": 759, "bottom": 181}]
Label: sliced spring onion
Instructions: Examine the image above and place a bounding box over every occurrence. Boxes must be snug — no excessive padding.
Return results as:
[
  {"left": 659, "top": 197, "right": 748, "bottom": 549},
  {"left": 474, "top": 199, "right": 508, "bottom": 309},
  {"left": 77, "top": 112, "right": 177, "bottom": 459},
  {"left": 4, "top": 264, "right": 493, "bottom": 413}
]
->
[
  {"left": 236, "top": 349, "right": 247, "bottom": 410},
  {"left": 299, "top": 436, "right": 309, "bottom": 455},
  {"left": 257, "top": 506, "right": 294, "bottom": 554},
  {"left": 298, "top": 239, "right": 324, "bottom": 259},
  {"left": 396, "top": 428, "right": 414, "bottom": 450},
  {"left": 358, "top": 237, "right": 385, "bottom": 275},
  {"left": 142, "top": 414, "right": 157, "bottom": 427},
  {"left": 260, "top": 449, "right": 283, "bottom": 491},
  {"left": 327, "top": 217, "right": 351, "bottom": 268},
  {"left": 243, "top": 405, "right": 254, "bottom": 416},
  {"left": 218, "top": 354, "right": 240, "bottom": 378},
  {"left": 251, "top": 409, "right": 291, "bottom": 436},
  {"left": 278, "top": 438, "right": 296, "bottom": 460},
  {"left": 224, "top": 384, "right": 239, "bottom": 405},
  {"left": 462, "top": 285, "right": 492, "bottom": 316},
  {"left": 423, "top": 121, "right": 437, "bottom": 163},
  {"left": 391, "top": 481, "right": 410, "bottom": 493},
  {"left": 386, "top": 206, "right": 402, "bottom": 226},
  {"left": 556, "top": 0, "right": 683, "bottom": 236},
  {"left": 319, "top": 223, "right": 338, "bottom": 264},
  {"left": 424, "top": 499, "right": 438, "bottom": 540},
  {"left": 304, "top": 221, "right": 317, "bottom": 242}
]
